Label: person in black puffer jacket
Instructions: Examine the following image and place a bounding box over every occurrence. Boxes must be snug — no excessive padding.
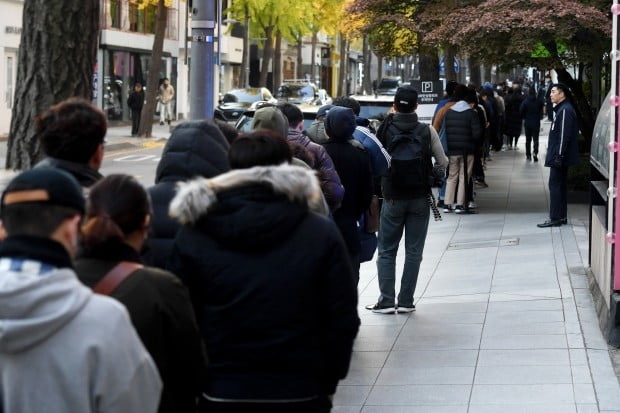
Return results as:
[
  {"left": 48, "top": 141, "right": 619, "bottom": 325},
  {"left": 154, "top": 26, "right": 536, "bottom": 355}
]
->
[
  {"left": 167, "top": 134, "right": 359, "bottom": 411},
  {"left": 444, "top": 86, "right": 482, "bottom": 213},
  {"left": 144, "top": 121, "right": 230, "bottom": 268},
  {"left": 323, "top": 106, "right": 373, "bottom": 283}
]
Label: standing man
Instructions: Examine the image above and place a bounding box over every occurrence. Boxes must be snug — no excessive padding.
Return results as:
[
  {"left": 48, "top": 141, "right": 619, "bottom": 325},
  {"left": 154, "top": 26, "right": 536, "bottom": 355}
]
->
[
  {"left": 0, "top": 167, "right": 162, "bottom": 412},
  {"left": 367, "top": 86, "right": 448, "bottom": 313},
  {"left": 520, "top": 87, "right": 544, "bottom": 162},
  {"left": 127, "top": 82, "right": 144, "bottom": 136},
  {"left": 159, "top": 77, "right": 175, "bottom": 126},
  {"left": 537, "top": 83, "right": 580, "bottom": 228}
]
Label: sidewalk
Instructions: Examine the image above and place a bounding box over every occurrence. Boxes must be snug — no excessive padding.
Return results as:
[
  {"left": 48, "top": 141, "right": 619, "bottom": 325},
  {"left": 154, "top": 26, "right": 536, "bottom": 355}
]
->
[{"left": 338, "top": 122, "right": 620, "bottom": 412}]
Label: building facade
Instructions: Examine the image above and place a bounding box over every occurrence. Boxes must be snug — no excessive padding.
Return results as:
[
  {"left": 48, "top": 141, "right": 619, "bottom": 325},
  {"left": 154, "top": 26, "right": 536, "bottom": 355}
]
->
[{"left": 0, "top": 0, "right": 23, "bottom": 136}]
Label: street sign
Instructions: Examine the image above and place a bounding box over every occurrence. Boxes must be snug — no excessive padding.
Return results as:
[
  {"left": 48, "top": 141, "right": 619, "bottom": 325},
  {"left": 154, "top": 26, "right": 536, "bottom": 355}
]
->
[{"left": 409, "top": 80, "right": 444, "bottom": 104}]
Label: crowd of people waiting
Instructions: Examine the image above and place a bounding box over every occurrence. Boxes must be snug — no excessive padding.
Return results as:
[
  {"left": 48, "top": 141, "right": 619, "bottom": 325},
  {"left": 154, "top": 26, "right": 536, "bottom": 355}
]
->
[{"left": 0, "top": 75, "right": 566, "bottom": 412}]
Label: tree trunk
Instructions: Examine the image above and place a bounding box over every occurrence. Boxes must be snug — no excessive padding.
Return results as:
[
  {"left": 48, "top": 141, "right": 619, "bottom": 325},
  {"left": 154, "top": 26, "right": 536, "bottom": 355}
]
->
[
  {"left": 138, "top": 0, "right": 167, "bottom": 137},
  {"left": 418, "top": 50, "right": 439, "bottom": 80},
  {"left": 483, "top": 65, "right": 492, "bottom": 84},
  {"left": 259, "top": 25, "right": 274, "bottom": 87},
  {"left": 444, "top": 45, "right": 456, "bottom": 81},
  {"left": 296, "top": 36, "right": 303, "bottom": 80},
  {"left": 273, "top": 31, "right": 282, "bottom": 88},
  {"left": 7, "top": 0, "right": 99, "bottom": 169},
  {"left": 363, "top": 36, "right": 372, "bottom": 95},
  {"left": 469, "top": 56, "right": 481, "bottom": 87},
  {"left": 337, "top": 35, "right": 347, "bottom": 96},
  {"left": 238, "top": 6, "right": 249, "bottom": 88},
  {"left": 311, "top": 31, "right": 318, "bottom": 84},
  {"left": 377, "top": 56, "right": 383, "bottom": 85}
]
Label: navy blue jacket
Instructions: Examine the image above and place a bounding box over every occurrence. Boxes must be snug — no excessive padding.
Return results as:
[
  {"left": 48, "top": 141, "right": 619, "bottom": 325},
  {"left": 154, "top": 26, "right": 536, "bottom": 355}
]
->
[
  {"left": 545, "top": 100, "right": 580, "bottom": 168},
  {"left": 520, "top": 95, "right": 544, "bottom": 130}
]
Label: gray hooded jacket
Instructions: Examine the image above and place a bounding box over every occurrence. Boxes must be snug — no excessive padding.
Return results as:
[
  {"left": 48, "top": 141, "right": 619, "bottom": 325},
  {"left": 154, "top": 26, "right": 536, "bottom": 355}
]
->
[{"left": 0, "top": 263, "right": 162, "bottom": 412}]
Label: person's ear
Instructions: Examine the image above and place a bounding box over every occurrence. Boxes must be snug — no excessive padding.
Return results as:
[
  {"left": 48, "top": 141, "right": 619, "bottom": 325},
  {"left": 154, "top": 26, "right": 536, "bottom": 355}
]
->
[
  {"left": 51, "top": 215, "right": 81, "bottom": 257},
  {"left": 89, "top": 144, "right": 105, "bottom": 171}
]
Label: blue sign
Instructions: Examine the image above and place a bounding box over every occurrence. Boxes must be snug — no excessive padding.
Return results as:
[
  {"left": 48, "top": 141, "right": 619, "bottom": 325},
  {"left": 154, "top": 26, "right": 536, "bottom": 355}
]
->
[{"left": 439, "top": 57, "right": 460, "bottom": 74}]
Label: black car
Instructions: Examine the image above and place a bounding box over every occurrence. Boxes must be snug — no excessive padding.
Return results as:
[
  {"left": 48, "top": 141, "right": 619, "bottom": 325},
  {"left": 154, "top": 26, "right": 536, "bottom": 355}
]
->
[
  {"left": 217, "top": 88, "right": 277, "bottom": 122},
  {"left": 375, "top": 76, "right": 402, "bottom": 96},
  {"left": 235, "top": 104, "right": 320, "bottom": 133}
]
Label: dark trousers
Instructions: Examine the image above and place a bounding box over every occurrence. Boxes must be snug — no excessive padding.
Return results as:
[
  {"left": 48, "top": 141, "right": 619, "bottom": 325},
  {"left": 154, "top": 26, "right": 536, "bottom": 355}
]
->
[
  {"left": 524, "top": 126, "right": 539, "bottom": 157},
  {"left": 549, "top": 166, "right": 568, "bottom": 221},
  {"left": 131, "top": 109, "right": 141, "bottom": 135},
  {"left": 202, "top": 396, "right": 332, "bottom": 412}
]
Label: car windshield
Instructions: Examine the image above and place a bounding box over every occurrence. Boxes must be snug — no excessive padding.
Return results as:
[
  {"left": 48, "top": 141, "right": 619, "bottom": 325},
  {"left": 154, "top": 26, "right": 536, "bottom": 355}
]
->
[
  {"left": 277, "top": 84, "right": 315, "bottom": 99},
  {"left": 359, "top": 103, "right": 392, "bottom": 122},
  {"left": 222, "top": 89, "right": 264, "bottom": 104},
  {"left": 236, "top": 112, "right": 316, "bottom": 133},
  {"left": 378, "top": 79, "right": 399, "bottom": 89}
]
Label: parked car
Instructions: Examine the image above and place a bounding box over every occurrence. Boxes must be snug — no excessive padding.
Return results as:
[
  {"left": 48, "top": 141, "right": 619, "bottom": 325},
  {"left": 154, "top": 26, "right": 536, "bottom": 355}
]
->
[
  {"left": 235, "top": 104, "right": 320, "bottom": 133},
  {"left": 217, "top": 87, "right": 277, "bottom": 122},
  {"left": 350, "top": 94, "right": 436, "bottom": 128},
  {"left": 276, "top": 82, "right": 328, "bottom": 105},
  {"left": 375, "top": 76, "right": 402, "bottom": 96}
]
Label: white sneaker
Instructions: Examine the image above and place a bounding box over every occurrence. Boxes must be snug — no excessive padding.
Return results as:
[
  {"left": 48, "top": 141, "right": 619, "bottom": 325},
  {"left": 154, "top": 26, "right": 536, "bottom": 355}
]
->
[{"left": 468, "top": 201, "right": 477, "bottom": 209}]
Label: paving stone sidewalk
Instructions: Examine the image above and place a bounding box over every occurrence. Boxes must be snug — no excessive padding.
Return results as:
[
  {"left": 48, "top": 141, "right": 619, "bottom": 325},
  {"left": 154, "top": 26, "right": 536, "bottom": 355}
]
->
[{"left": 338, "top": 122, "right": 620, "bottom": 412}]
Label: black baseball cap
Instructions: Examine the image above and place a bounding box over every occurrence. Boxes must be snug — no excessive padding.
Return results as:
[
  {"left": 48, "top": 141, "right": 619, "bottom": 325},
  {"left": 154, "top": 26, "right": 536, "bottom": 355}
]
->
[
  {"left": 394, "top": 86, "right": 418, "bottom": 111},
  {"left": 1, "top": 167, "right": 85, "bottom": 214}
]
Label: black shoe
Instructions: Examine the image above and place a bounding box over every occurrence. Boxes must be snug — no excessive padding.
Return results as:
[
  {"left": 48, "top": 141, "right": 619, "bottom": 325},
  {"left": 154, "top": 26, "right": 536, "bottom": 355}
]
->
[
  {"left": 526, "top": 155, "right": 531, "bottom": 161},
  {"left": 437, "top": 200, "right": 445, "bottom": 208},
  {"left": 396, "top": 304, "right": 416, "bottom": 313},
  {"left": 537, "top": 219, "right": 562, "bottom": 228},
  {"left": 365, "top": 303, "right": 396, "bottom": 314},
  {"left": 167, "top": 119, "right": 171, "bottom": 125},
  {"left": 533, "top": 155, "right": 538, "bottom": 162},
  {"left": 561, "top": 218, "right": 568, "bottom": 225},
  {"left": 160, "top": 121, "right": 164, "bottom": 125}
]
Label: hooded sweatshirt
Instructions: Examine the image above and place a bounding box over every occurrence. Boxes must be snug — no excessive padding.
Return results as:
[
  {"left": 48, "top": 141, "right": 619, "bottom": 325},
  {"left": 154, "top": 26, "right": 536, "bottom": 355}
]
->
[
  {"left": 0, "top": 236, "right": 162, "bottom": 413},
  {"left": 167, "top": 164, "right": 360, "bottom": 401}
]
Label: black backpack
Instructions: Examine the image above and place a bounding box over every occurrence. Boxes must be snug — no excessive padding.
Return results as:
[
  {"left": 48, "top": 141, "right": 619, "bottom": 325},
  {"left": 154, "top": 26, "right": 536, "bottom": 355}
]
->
[{"left": 386, "top": 121, "right": 434, "bottom": 192}]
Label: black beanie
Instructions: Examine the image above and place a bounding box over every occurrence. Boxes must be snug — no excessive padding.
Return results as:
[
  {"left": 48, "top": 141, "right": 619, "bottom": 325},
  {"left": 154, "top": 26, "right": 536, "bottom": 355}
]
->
[{"left": 324, "top": 106, "right": 356, "bottom": 141}]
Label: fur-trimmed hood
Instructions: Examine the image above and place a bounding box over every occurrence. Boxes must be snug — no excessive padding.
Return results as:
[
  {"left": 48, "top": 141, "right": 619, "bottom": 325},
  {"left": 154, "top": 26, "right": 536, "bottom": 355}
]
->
[{"left": 169, "top": 163, "right": 324, "bottom": 226}]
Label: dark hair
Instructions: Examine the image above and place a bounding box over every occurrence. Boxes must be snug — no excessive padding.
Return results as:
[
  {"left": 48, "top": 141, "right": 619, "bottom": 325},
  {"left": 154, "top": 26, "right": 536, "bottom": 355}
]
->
[
  {"left": 229, "top": 129, "right": 292, "bottom": 169},
  {"left": 36, "top": 97, "right": 107, "bottom": 164},
  {"left": 551, "top": 83, "right": 576, "bottom": 106},
  {"left": 332, "top": 96, "right": 361, "bottom": 116},
  {"left": 464, "top": 89, "right": 478, "bottom": 104},
  {"left": 445, "top": 80, "right": 459, "bottom": 97},
  {"left": 452, "top": 84, "right": 468, "bottom": 101},
  {"left": 277, "top": 102, "right": 303, "bottom": 128},
  {"left": 2, "top": 204, "right": 80, "bottom": 237},
  {"left": 81, "top": 174, "right": 151, "bottom": 248},
  {"left": 134, "top": 82, "right": 142, "bottom": 88},
  {"left": 214, "top": 119, "right": 239, "bottom": 145}
]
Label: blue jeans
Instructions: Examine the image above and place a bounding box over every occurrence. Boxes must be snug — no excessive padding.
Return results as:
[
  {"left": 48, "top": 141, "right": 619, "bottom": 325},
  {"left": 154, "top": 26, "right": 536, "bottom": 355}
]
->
[{"left": 376, "top": 197, "right": 430, "bottom": 307}]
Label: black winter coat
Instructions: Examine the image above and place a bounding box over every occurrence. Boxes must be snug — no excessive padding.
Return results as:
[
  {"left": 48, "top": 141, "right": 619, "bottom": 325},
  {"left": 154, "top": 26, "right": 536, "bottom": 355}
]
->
[
  {"left": 520, "top": 95, "right": 544, "bottom": 130},
  {"left": 444, "top": 102, "right": 482, "bottom": 156},
  {"left": 145, "top": 122, "right": 230, "bottom": 268},
  {"left": 75, "top": 240, "right": 207, "bottom": 413},
  {"left": 323, "top": 138, "right": 373, "bottom": 255},
  {"left": 504, "top": 91, "right": 525, "bottom": 137},
  {"left": 127, "top": 90, "right": 145, "bottom": 111},
  {"left": 167, "top": 164, "right": 360, "bottom": 401}
]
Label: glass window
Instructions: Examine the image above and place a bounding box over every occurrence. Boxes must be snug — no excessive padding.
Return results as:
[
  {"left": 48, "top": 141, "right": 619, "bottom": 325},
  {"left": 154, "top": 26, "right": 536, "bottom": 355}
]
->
[{"left": 5, "top": 56, "right": 14, "bottom": 109}]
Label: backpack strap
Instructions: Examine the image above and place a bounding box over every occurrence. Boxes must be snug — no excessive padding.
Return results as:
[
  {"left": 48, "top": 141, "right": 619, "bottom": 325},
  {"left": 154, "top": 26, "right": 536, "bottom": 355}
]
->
[{"left": 93, "top": 261, "right": 144, "bottom": 295}]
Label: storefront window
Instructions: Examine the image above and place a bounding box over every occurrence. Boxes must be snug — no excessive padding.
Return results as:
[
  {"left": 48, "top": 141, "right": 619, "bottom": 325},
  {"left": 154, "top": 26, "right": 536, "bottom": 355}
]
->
[{"left": 102, "top": 49, "right": 174, "bottom": 123}]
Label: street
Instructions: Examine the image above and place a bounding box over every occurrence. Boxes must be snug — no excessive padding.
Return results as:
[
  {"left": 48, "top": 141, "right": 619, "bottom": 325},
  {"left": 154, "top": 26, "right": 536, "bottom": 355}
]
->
[{"left": 101, "top": 139, "right": 166, "bottom": 187}]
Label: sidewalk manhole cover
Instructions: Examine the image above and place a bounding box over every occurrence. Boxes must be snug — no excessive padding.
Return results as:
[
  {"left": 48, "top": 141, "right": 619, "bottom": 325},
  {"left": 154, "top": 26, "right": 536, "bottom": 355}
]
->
[{"left": 448, "top": 238, "right": 519, "bottom": 250}]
